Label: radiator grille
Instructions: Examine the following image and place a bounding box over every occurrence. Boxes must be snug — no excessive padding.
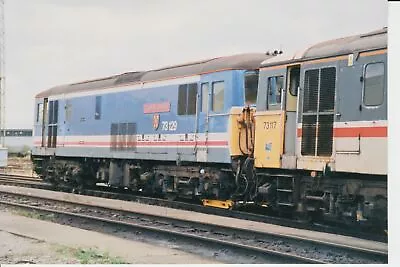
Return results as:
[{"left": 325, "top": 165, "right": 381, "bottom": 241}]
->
[
  {"left": 303, "top": 69, "right": 319, "bottom": 113},
  {"left": 118, "top": 123, "right": 127, "bottom": 151},
  {"left": 301, "top": 115, "right": 317, "bottom": 156},
  {"left": 317, "top": 115, "right": 334, "bottom": 156},
  {"left": 301, "top": 67, "right": 336, "bottom": 157},
  {"left": 319, "top": 67, "right": 336, "bottom": 112},
  {"left": 110, "top": 123, "right": 118, "bottom": 150},
  {"left": 127, "top": 123, "right": 137, "bottom": 151},
  {"left": 110, "top": 122, "right": 137, "bottom": 151}
]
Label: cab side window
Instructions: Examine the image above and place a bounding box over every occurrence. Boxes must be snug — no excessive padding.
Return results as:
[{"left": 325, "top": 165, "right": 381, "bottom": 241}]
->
[
  {"left": 36, "top": 103, "right": 43, "bottom": 123},
  {"left": 200, "top": 83, "right": 209, "bottom": 113},
  {"left": 363, "top": 62, "right": 385, "bottom": 107},
  {"left": 244, "top": 71, "right": 259, "bottom": 105},
  {"left": 267, "top": 76, "right": 284, "bottom": 110},
  {"left": 211, "top": 81, "right": 224, "bottom": 113},
  {"left": 178, "top": 83, "right": 198, "bottom": 115}
]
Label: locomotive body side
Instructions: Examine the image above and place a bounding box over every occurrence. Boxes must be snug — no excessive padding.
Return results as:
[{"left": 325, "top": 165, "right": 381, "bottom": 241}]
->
[
  {"left": 250, "top": 28, "right": 387, "bottom": 226},
  {"left": 30, "top": 29, "right": 388, "bottom": 228},
  {"left": 32, "top": 73, "right": 234, "bottom": 164},
  {"left": 294, "top": 50, "right": 387, "bottom": 176},
  {"left": 31, "top": 53, "right": 270, "bottom": 201},
  {"left": 255, "top": 29, "right": 387, "bottom": 176}
]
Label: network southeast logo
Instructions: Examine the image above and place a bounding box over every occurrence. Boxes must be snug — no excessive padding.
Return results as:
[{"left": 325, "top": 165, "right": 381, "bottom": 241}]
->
[{"left": 152, "top": 114, "right": 160, "bottom": 130}]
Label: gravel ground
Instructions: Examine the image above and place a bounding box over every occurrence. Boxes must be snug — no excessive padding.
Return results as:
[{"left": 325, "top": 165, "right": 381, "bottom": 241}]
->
[
  {"left": 0, "top": 230, "right": 127, "bottom": 264},
  {"left": 0, "top": 156, "right": 35, "bottom": 177},
  {"left": 0, "top": 205, "right": 264, "bottom": 264},
  {"left": 0, "top": 230, "right": 68, "bottom": 264},
  {"left": 0, "top": 206, "right": 222, "bottom": 264}
]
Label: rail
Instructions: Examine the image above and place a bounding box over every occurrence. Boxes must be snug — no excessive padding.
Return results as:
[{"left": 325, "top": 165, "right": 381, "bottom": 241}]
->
[
  {"left": 0, "top": 174, "right": 388, "bottom": 244},
  {"left": 0, "top": 190, "right": 387, "bottom": 264}
]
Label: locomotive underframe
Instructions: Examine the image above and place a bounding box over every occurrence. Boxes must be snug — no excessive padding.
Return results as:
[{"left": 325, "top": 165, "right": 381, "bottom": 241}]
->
[{"left": 32, "top": 154, "right": 387, "bottom": 229}]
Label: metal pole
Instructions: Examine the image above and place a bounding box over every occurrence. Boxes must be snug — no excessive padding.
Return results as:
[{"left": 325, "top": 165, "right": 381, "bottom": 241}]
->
[{"left": 0, "top": 0, "right": 5, "bottom": 147}]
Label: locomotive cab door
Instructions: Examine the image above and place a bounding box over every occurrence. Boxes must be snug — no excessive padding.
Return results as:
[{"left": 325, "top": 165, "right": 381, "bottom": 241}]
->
[
  {"left": 47, "top": 99, "right": 59, "bottom": 148},
  {"left": 254, "top": 65, "right": 300, "bottom": 169},
  {"left": 282, "top": 65, "right": 300, "bottom": 168},
  {"left": 41, "top": 98, "right": 48, "bottom": 147},
  {"left": 254, "top": 68, "right": 286, "bottom": 168},
  {"left": 195, "top": 82, "right": 209, "bottom": 162}
]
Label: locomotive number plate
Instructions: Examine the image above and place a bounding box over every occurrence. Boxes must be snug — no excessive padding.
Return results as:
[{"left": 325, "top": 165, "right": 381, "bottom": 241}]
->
[
  {"left": 162, "top": 120, "right": 178, "bottom": 131},
  {"left": 263, "top": 121, "right": 277, "bottom": 130}
]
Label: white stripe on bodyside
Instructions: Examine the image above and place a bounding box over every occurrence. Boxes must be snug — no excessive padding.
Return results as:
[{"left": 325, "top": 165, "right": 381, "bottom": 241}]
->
[
  {"left": 297, "top": 120, "right": 387, "bottom": 129},
  {"left": 295, "top": 137, "right": 387, "bottom": 175},
  {"left": 334, "top": 120, "right": 387, "bottom": 128},
  {"left": 335, "top": 137, "right": 387, "bottom": 175},
  {"left": 34, "top": 132, "right": 229, "bottom": 144}
]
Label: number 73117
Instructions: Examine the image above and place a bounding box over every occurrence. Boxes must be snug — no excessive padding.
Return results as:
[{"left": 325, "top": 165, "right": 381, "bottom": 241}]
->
[{"left": 263, "top": 121, "right": 277, "bottom": 130}]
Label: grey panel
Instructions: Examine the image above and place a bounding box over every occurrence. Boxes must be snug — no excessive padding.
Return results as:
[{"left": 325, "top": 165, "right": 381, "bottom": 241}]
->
[
  {"left": 256, "top": 67, "right": 287, "bottom": 111},
  {"left": 303, "top": 28, "right": 387, "bottom": 60},
  {"left": 36, "top": 76, "right": 121, "bottom": 98},
  {"left": 358, "top": 55, "right": 387, "bottom": 122},
  {"left": 297, "top": 54, "right": 387, "bottom": 125},
  {"left": 284, "top": 112, "right": 296, "bottom": 155},
  {"left": 261, "top": 27, "right": 387, "bottom": 68},
  {"left": 32, "top": 146, "right": 231, "bottom": 164},
  {"left": 36, "top": 53, "right": 272, "bottom": 98},
  {"left": 336, "top": 60, "right": 363, "bottom": 123},
  {"left": 335, "top": 54, "right": 387, "bottom": 123}
]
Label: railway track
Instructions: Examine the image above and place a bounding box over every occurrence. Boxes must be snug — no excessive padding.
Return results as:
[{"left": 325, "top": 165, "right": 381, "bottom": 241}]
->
[
  {"left": 0, "top": 190, "right": 387, "bottom": 264},
  {"left": 0, "top": 174, "right": 387, "bottom": 244},
  {"left": 0, "top": 174, "right": 52, "bottom": 189},
  {"left": 0, "top": 173, "right": 40, "bottom": 181}
]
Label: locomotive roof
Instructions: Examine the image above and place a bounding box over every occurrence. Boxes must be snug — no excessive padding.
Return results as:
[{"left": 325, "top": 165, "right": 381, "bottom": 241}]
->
[
  {"left": 36, "top": 53, "right": 271, "bottom": 98},
  {"left": 260, "top": 27, "right": 387, "bottom": 67}
]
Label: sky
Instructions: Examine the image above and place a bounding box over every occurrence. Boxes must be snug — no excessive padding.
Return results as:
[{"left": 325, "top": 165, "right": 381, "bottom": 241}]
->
[{"left": 4, "top": 0, "right": 388, "bottom": 128}]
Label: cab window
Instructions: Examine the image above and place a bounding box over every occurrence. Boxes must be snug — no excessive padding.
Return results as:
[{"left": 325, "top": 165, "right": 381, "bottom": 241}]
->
[
  {"left": 267, "top": 76, "right": 284, "bottom": 109},
  {"left": 178, "top": 83, "right": 198, "bottom": 115},
  {"left": 211, "top": 81, "right": 224, "bottom": 113},
  {"left": 36, "top": 103, "right": 43, "bottom": 123},
  {"left": 200, "top": 83, "right": 209, "bottom": 113},
  {"left": 244, "top": 71, "right": 259, "bottom": 105},
  {"left": 363, "top": 62, "right": 385, "bottom": 107}
]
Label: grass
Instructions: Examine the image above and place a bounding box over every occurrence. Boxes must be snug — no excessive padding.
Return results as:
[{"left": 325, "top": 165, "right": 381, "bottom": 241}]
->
[
  {"left": 12, "top": 209, "right": 56, "bottom": 220},
  {"left": 54, "top": 245, "right": 128, "bottom": 264},
  {"left": 10, "top": 209, "right": 129, "bottom": 264}
]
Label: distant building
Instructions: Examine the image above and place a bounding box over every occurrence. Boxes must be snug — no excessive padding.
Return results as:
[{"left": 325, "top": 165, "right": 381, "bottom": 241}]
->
[{"left": 0, "top": 129, "right": 33, "bottom": 155}]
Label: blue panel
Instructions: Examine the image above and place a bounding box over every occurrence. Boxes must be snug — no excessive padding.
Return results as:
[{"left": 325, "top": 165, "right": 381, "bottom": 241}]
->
[
  {"left": 54, "top": 70, "right": 244, "bottom": 137},
  {"left": 32, "top": 69, "right": 256, "bottom": 164}
]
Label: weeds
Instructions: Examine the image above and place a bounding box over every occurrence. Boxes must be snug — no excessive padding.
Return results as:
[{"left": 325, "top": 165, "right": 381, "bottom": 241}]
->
[{"left": 54, "top": 245, "right": 127, "bottom": 264}]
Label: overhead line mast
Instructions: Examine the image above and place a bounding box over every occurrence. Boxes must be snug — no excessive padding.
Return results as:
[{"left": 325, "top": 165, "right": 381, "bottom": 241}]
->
[{"left": 0, "top": 0, "right": 5, "bottom": 147}]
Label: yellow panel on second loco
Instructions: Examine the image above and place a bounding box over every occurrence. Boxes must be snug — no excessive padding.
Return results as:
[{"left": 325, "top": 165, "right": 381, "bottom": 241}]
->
[
  {"left": 228, "top": 106, "right": 255, "bottom": 156},
  {"left": 254, "top": 110, "right": 285, "bottom": 168},
  {"left": 228, "top": 107, "right": 245, "bottom": 156}
]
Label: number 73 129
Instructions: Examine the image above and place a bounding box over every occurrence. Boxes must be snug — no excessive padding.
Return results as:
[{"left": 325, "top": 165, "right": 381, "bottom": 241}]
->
[{"left": 162, "top": 120, "right": 178, "bottom": 131}]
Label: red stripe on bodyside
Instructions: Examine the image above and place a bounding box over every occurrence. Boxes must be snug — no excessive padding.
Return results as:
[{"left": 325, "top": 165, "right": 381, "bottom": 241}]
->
[
  {"left": 297, "top": 128, "right": 302, "bottom": 137},
  {"left": 297, "top": 126, "right": 387, "bottom": 138},
  {"left": 333, "top": 126, "right": 387, "bottom": 138}
]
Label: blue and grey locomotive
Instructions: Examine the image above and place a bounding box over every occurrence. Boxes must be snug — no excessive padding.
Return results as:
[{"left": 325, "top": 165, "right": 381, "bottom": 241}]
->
[{"left": 31, "top": 28, "right": 387, "bottom": 228}]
